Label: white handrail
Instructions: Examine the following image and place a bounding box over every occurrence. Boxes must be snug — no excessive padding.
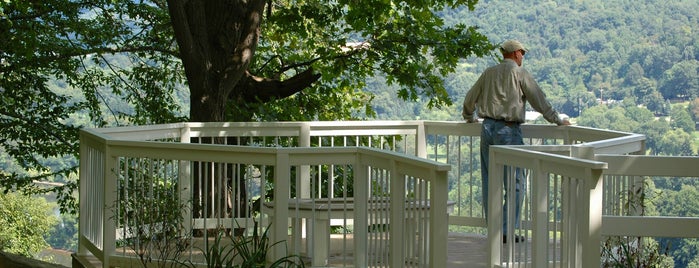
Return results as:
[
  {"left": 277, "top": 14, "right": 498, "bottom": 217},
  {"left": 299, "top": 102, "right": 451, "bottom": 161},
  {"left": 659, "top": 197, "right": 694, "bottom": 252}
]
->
[
  {"left": 78, "top": 120, "right": 665, "bottom": 268},
  {"left": 488, "top": 145, "right": 607, "bottom": 267},
  {"left": 79, "top": 127, "right": 451, "bottom": 267}
]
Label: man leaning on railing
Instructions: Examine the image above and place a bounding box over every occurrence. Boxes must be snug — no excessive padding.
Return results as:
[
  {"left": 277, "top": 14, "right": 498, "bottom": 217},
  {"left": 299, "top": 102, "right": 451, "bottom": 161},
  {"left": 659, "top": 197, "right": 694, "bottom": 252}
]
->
[{"left": 461, "top": 39, "right": 571, "bottom": 243}]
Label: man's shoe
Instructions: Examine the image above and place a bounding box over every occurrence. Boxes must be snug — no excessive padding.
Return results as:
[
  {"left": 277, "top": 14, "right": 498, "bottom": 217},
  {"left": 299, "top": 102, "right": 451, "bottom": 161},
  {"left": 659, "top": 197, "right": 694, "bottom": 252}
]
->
[{"left": 502, "top": 235, "right": 525, "bottom": 243}]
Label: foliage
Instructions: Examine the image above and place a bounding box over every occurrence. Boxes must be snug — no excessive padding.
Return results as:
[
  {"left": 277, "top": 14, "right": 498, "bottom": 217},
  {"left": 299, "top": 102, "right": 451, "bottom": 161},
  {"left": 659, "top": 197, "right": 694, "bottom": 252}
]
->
[
  {"left": 601, "top": 178, "right": 674, "bottom": 267},
  {"left": 689, "top": 98, "right": 699, "bottom": 122},
  {"left": 0, "top": 0, "right": 494, "bottom": 216},
  {"left": 1, "top": 0, "right": 185, "bottom": 215},
  {"left": 671, "top": 104, "right": 696, "bottom": 134},
  {"left": 254, "top": 0, "right": 491, "bottom": 108},
  {"left": 574, "top": 103, "right": 697, "bottom": 155},
  {"left": 113, "top": 163, "right": 191, "bottom": 268},
  {"left": 183, "top": 223, "right": 304, "bottom": 268},
  {"left": 657, "top": 129, "right": 695, "bottom": 156},
  {"left": 377, "top": 0, "right": 699, "bottom": 121},
  {"left": 659, "top": 60, "right": 699, "bottom": 100},
  {"left": 655, "top": 185, "right": 699, "bottom": 267},
  {"left": 47, "top": 212, "right": 78, "bottom": 251},
  {"left": 0, "top": 191, "right": 58, "bottom": 258},
  {"left": 602, "top": 236, "right": 674, "bottom": 268},
  {"left": 109, "top": 158, "right": 302, "bottom": 267},
  {"left": 231, "top": 223, "right": 304, "bottom": 268},
  {"left": 196, "top": 229, "right": 238, "bottom": 268}
]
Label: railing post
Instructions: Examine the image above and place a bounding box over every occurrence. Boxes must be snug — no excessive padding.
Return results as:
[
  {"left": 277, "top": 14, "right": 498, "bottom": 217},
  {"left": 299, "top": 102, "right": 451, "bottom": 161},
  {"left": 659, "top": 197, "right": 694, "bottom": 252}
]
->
[
  {"left": 571, "top": 145, "right": 603, "bottom": 268},
  {"left": 102, "top": 147, "right": 117, "bottom": 268},
  {"left": 429, "top": 169, "right": 448, "bottom": 267},
  {"left": 179, "top": 124, "right": 192, "bottom": 236},
  {"left": 487, "top": 148, "right": 504, "bottom": 267},
  {"left": 298, "top": 123, "right": 311, "bottom": 198},
  {"left": 354, "top": 152, "right": 369, "bottom": 267},
  {"left": 629, "top": 146, "right": 646, "bottom": 218},
  {"left": 531, "top": 159, "right": 548, "bottom": 267},
  {"left": 78, "top": 135, "right": 88, "bottom": 257},
  {"left": 272, "top": 150, "right": 290, "bottom": 263},
  {"left": 298, "top": 123, "right": 312, "bottom": 255},
  {"left": 416, "top": 121, "right": 427, "bottom": 158},
  {"left": 389, "top": 159, "right": 405, "bottom": 267}
]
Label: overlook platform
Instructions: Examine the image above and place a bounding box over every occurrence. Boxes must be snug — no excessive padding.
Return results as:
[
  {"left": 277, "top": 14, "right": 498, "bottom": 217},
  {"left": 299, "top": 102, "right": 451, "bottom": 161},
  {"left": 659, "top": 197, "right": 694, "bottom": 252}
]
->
[{"left": 73, "top": 120, "right": 699, "bottom": 267}]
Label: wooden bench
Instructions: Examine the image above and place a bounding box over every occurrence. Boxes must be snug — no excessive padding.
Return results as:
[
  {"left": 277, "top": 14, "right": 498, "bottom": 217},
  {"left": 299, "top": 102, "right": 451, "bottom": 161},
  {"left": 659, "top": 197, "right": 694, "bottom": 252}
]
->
[{"left": 265, "top": 198, "right": 455, "bottom": 266}]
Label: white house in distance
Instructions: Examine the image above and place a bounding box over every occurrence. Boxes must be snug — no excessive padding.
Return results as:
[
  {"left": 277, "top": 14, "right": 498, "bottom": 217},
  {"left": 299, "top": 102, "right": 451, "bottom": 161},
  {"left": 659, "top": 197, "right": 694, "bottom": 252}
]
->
[{"left": 525, "top": 111, "right": 569, "bottom": 123}]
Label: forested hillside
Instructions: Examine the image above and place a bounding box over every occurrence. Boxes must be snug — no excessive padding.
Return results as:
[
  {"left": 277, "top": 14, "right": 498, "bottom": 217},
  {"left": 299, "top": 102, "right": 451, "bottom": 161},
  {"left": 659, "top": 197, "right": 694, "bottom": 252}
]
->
[
  {"left": 366, "top": 1, "right": 699, "bottom": 266},
  {"left": 370, "top": 0, "right": 699, "bottom": 125}
]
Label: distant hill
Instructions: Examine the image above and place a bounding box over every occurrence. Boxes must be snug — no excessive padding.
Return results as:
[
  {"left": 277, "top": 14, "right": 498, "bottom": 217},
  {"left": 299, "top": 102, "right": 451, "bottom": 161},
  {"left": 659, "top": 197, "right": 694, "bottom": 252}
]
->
[{"left": 367, "top": 0, "right": 699, "bottom": 120}]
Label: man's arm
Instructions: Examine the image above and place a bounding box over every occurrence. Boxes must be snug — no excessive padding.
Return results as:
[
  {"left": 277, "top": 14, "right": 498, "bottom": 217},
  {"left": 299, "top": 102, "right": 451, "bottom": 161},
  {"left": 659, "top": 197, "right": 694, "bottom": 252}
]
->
[
  {"left": 462, "top": 75, "right": 484, "bottom": 123},
  {"left": 519, "top": 69, "right": 568, "bottom": 125}
]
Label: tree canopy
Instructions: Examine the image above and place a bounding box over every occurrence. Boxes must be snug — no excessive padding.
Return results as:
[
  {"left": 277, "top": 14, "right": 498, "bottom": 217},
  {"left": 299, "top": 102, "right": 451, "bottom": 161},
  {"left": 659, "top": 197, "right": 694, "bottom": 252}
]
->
[
  {"left": 166, "top": 0, "right": 493, "bottom": 122},
  {"left": 0, "top": 0, "right": 493, "bottom": 212},
  {"left": 0, "top": 191, "right": 58, "bottom": 258}
]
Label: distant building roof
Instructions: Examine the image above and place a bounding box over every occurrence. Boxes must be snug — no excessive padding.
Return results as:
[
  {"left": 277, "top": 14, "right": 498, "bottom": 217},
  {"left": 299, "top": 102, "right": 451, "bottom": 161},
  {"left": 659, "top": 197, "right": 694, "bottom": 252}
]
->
[
  {"left": 525, "top": 111, "right": 541, "bottom": 121},
  {"left": 525, "top": 111, "right": 569, "bottom": 122}
]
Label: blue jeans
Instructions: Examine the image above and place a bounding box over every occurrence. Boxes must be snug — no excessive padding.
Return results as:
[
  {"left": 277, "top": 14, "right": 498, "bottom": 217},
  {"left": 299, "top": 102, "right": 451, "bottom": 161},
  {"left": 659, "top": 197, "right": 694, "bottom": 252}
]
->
[{"left": 480, "top": 118, "right": 525, "bottom": 235}]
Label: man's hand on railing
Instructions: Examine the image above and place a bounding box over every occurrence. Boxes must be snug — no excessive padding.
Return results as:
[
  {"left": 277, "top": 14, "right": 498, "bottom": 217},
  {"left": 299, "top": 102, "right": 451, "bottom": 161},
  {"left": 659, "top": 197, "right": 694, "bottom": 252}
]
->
[{"left": 466, "top": 118, "right": 479, "bottom": 123}]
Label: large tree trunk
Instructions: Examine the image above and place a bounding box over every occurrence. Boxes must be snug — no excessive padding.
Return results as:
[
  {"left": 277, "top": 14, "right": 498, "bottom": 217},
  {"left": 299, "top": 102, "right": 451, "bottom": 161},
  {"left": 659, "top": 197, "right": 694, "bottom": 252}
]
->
[
  {"left": 167, "top": 0, "right": 321, "bottom": 120},
  {"left": 167, "top": 0, "right": 267, "bottom": 225},
  {"left": 167, "top": 0, "right": 265, "bottom": 121},
  {"left": 166, "top": 0, "right": 320, "bottom": 229}
]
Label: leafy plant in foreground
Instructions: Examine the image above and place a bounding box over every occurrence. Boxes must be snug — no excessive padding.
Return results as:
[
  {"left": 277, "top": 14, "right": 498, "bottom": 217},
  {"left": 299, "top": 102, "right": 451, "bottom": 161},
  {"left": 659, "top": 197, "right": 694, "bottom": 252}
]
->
[{"left": 183, "top": 221, "right": 304, "bottom": 268}]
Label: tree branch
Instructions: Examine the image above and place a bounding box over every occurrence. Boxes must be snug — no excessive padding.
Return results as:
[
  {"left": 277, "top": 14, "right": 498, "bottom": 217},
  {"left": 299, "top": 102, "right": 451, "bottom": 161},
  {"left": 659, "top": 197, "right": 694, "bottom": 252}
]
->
[
  {"left": 0, "top": 110, "right": 76, "bottom": 149},
  {"left": 238, "top": 67, "right": 321, "bottom": 103}
]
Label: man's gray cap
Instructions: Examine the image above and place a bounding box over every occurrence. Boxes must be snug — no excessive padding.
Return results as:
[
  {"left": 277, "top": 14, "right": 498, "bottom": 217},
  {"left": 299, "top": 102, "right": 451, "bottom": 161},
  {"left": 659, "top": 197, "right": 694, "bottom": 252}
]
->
[{"left": 500, "top": 40, "right": 528, "bottom": 55}]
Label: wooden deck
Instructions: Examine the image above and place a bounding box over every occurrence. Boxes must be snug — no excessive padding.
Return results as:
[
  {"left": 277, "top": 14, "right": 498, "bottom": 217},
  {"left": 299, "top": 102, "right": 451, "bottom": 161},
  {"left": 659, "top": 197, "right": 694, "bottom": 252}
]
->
[
  {"left": 74, "top": 232, "right": 491, "bottom": 267},
  {"left": 320, "top": 232, "right": 490, "bottom": 267},
  {"left": 447, "top": 233, "right": 488, "bottom": 268}
]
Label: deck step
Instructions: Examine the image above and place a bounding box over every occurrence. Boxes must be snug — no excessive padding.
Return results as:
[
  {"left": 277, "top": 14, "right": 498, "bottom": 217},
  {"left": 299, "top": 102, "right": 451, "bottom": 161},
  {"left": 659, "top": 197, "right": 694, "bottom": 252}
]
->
[{"left": 71, "top": 253, "right": 102, "bottom": 268}]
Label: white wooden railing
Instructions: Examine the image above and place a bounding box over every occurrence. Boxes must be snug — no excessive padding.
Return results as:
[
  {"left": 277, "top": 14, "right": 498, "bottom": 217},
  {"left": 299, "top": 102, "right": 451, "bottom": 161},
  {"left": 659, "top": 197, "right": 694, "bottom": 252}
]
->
[
  {"left": 487, "top": 145, "right": 608, "bottom": 267},
  {"left": 79, "top": 121, "right": 452, "bottom": 267},
  {"left": 76, "top": 121, "right": 699, "bottom": 268}
]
